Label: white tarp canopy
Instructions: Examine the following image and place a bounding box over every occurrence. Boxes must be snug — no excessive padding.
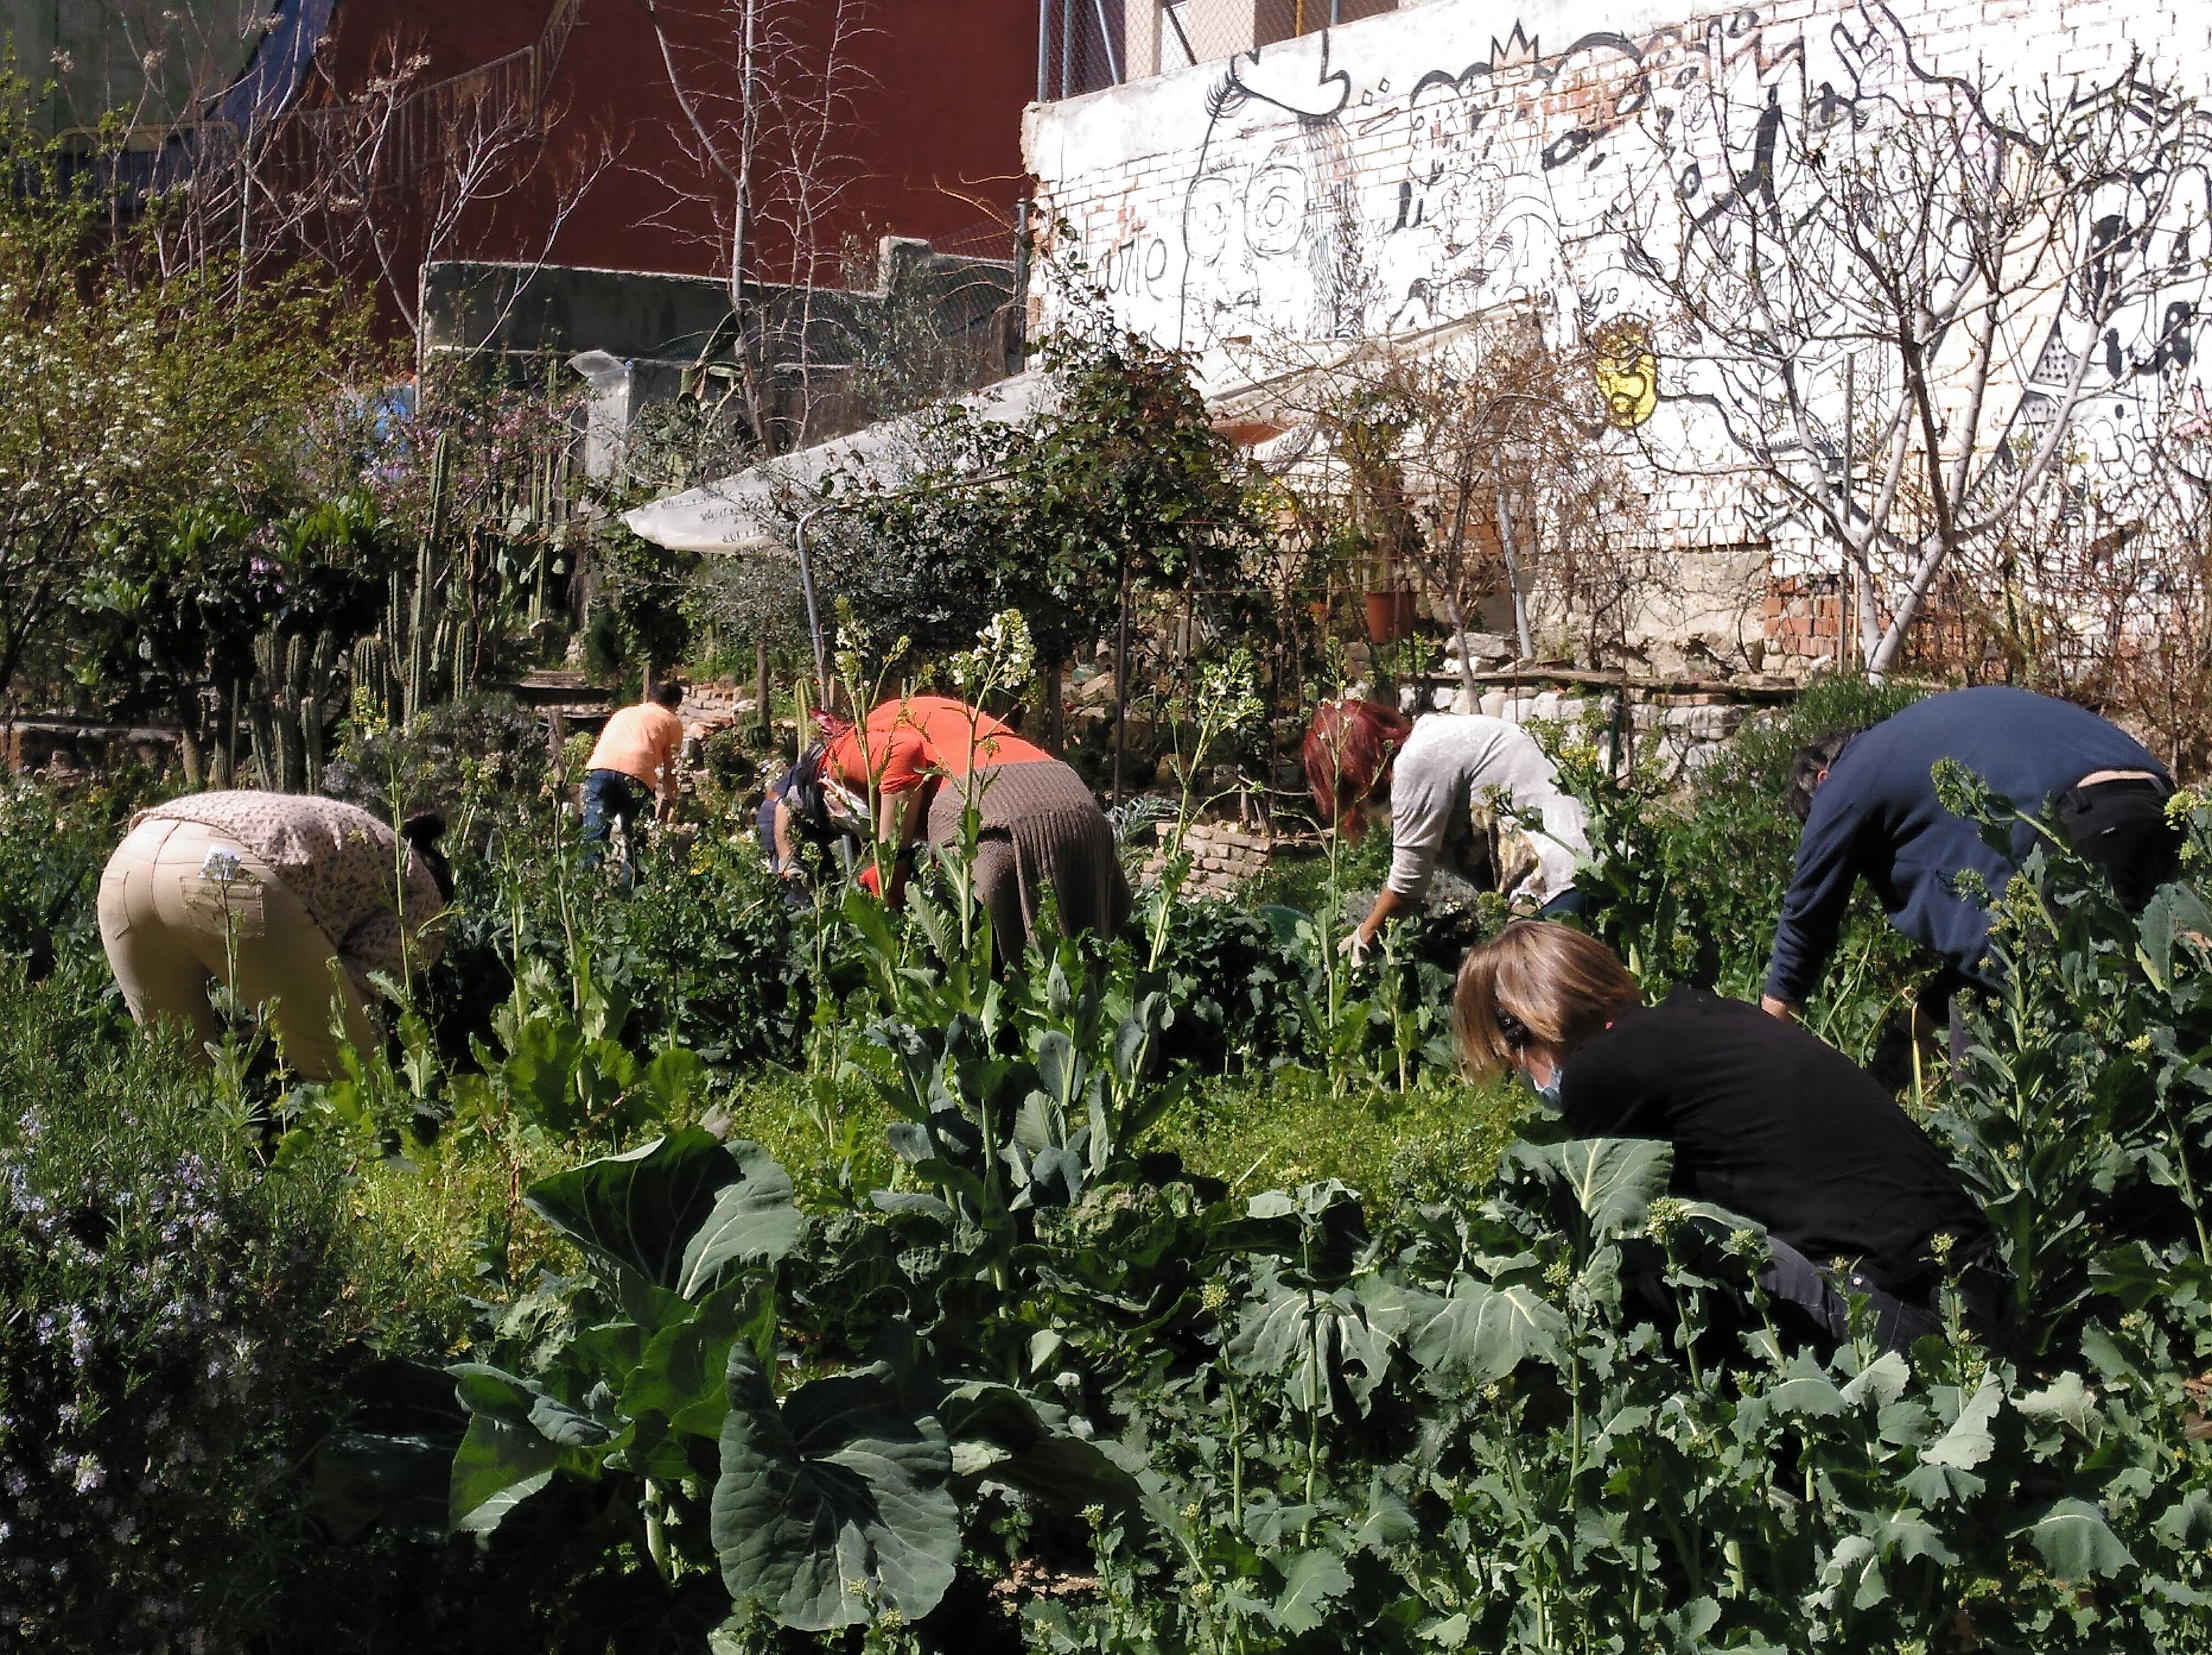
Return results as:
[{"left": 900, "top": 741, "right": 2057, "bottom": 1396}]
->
[{"left": 622, "top": 369, "right": 1062, "bottom": 554}]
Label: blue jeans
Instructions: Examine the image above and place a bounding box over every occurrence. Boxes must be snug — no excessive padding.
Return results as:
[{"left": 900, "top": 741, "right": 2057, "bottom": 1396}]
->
[{"left": 581, "top": 769, "right": 651, "bottom": 876}]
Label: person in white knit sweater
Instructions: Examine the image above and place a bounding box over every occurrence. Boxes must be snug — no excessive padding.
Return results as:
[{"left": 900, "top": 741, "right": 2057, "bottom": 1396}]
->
[{"left": 1303, "top": 699, "right": 1592, "bottom": 963}]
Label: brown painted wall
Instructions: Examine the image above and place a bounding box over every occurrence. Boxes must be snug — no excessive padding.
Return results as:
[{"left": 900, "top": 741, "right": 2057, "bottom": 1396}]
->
[{"left": 317, "top": 0, "right": 1037, "bottom": 279}]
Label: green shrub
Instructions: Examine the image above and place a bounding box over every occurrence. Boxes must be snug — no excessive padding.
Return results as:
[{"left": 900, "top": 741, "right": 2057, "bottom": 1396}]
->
[
  {"left": 0, "top": 777, "right": 164, "bottom": 987},
  {"left": 0, "top": 969, "right": 456, "bottom": 1649},
  {"left": 376, "top": 772, "right": 2212, "bottom": 1652}
]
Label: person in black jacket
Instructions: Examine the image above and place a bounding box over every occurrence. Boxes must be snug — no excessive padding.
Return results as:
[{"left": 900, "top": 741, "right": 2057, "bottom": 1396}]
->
[
  {"left": 1455, "top": 921, "right": 2002, "bottom": 1350},
  {"left": 1763, "top": 686, "right": 2178, "bottom": 1040}
]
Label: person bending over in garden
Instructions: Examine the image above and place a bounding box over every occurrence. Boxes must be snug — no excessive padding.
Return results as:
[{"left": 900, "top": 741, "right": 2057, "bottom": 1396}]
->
[
  {"left": 98, "top": 792, "right": 451, "bottom": 1082},
  {"left": 1457, "top": 921, "right": 2003, "bottom": 1352},
  {"left": 823, "top": 694, "right": 1128, "bottom": 959},
  {"left": 757, "top": 741, "right": 862, "bottom": 890},
  {"left": 580, "top": 679, "right": 685, "bottom": 880},
  {"left": 1305, "top": 699, "right": 1591, "bottom": 965},
  {"left": 1763, "top": 686, "right": 2179, "bottom": 1044}
]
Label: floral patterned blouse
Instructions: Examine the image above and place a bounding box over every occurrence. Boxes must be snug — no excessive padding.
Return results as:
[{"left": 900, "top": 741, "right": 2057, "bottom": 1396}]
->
[{"left": 137, "top": 792, "right": 447, "bottom": 990}]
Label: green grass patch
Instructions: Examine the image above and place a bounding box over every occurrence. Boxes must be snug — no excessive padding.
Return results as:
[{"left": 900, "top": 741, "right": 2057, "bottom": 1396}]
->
[{"left": 1158, "top": 1063, "right": 1527, "bottom": 1202}]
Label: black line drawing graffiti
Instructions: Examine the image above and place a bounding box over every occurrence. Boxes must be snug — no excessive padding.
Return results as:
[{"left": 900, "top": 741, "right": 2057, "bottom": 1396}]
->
[
  {"left": 1051, "top": 0, "right": 2212, "bottom": 672},
  {"left": 1157, "top": 6, "right": 1804, "bottom": 367}
]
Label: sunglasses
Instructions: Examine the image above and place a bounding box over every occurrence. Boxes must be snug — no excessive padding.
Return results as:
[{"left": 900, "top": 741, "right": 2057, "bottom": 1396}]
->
[{"left": 1494, "top": 1006, "right": 1534, "bottom": 1050}]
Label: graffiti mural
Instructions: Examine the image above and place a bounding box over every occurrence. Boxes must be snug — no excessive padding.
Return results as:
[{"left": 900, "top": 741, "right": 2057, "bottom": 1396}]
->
[{"left": 1030, "top": 0, "right": 2212, "bottom": 564}]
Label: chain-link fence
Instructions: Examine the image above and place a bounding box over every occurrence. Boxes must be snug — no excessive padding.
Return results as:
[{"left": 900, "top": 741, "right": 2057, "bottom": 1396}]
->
[{"left": 1037, "top": 0, "right": 1403, "bottom": 100}]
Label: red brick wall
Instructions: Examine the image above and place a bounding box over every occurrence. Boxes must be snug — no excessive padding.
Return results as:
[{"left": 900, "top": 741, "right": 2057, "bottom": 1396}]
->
[{"left": 319, "top": 0, "right": 1037, "bottom": 280}]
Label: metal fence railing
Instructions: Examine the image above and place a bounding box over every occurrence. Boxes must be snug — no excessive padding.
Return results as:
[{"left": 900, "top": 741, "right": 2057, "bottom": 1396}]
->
[{"left": 1038, "top": 0, "right": 1403, "bottom": 100}]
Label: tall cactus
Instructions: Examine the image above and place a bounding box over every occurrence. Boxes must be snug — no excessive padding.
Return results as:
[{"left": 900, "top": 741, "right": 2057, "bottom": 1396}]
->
[
  {"left": 407, "top": 542, "right": 432, "bottom": 728},
  {"left": 247, "top": 628, "right": 340, "bottom": 793},
  {"left": 304, "top": 632, "right": 338, "bottom": 792},
  {"left": 248, "top": 634, "right": 280, "bottom": 790}
]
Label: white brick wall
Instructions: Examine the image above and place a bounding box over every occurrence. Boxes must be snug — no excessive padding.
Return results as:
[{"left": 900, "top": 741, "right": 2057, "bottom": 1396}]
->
[{"left": 1026, "top": 0, "right": 2212, "bottom": 645}]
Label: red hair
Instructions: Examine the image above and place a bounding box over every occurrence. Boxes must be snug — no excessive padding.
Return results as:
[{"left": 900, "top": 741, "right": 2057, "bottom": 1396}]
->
[{"left": 1304, "top": 699, "right": 1413, "bottom": 838}]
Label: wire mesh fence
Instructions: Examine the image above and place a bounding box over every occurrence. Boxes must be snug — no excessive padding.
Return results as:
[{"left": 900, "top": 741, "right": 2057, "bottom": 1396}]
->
[{"left": 1038, "top": 0, "right": 1405, "bottom": 100}]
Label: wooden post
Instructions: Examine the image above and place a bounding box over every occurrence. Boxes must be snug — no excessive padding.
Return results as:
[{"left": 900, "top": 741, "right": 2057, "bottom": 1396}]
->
[
  {"left": 1043, "top": 656, "right": 1065, "bottom": 756},
  {"left": 1111, "top": 570, "right": 1131, "bottom": 806},
  {"left": 754, "top": 641, "right": 771, "bottom": 738}
]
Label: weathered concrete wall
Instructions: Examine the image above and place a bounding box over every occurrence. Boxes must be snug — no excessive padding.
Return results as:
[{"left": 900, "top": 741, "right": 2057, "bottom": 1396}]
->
[
  {"left": 3, "top": 0, "right": 267, "bottom": 131},
  {"left": 424, "top": 237, "right": 1018, "bottom": 456},
  {"left": 1028, "top": 0, "right": 2212, "bottom": 671}
]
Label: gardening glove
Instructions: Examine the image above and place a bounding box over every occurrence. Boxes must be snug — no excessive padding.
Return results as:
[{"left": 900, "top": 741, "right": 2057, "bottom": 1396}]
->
[{"left": 1338, "top": 930, "right": 1374, "bottom": 970}]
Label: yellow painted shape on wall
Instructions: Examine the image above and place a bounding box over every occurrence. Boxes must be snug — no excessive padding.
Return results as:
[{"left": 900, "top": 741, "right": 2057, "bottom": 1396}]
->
[{"left": 1593, "top": 320, "right": 1659, "bottom": 430}]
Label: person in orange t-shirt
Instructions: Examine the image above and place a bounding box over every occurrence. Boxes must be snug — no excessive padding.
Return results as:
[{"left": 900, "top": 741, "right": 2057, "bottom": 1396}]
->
[
  {"left": 823, "top": 694, "right": 1127, "bottom": 958},
  {"left": 582, "top": 680, "right": 685, "bottom": 877}
]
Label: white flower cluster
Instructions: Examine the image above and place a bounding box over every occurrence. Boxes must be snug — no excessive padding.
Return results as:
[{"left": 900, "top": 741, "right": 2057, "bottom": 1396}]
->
[{"left": 945, "top": 608, "right": 1035, "bottom": 696}]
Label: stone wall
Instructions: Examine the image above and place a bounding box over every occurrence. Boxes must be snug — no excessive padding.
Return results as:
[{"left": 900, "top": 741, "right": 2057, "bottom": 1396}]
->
[{"left": 1143, "top": 820, "right": 1276, "bottom": 896}]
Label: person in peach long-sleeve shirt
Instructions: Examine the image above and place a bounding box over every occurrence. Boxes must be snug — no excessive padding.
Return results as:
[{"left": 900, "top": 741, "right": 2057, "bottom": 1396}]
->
[{"left": 582, "top": 681, "right": 685, "bottom": 877}]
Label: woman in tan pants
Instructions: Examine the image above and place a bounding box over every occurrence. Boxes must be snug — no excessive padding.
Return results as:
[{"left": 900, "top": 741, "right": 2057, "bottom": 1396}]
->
[{"left": 97, "top": 792, "right": 450, "bottom": 1080}]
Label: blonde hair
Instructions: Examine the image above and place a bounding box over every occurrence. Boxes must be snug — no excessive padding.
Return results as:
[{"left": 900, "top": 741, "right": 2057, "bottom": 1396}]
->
[{"left": 1453, "top": 921, "right": 1643, "bottom": 1080}]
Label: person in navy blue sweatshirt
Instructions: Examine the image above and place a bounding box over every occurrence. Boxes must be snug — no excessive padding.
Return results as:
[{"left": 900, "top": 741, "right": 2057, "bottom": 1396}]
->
[{"left": 1760, "top": 687, "right": 2179, "bottom": 1035}]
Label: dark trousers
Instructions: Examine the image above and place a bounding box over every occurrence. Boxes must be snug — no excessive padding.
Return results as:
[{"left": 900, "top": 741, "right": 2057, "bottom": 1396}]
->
[
  {"left": 2056, "top": 775, "right": 2181, "bottom": 910},
  {"left": 581, "top": 769, "right": 651, "bottom": 874},
  {"left": 1538, "top": 886, "right": 1592, "bottom": 922},
  {"left": 1917, "top": 776, "right": 2180, "bottom": 1057},
  {"left": 756, "top": 792, "right": 787, "bottom": 871},
  {"left": 1759, "top": 1236, "right": 2011, "bottom": 1354}
]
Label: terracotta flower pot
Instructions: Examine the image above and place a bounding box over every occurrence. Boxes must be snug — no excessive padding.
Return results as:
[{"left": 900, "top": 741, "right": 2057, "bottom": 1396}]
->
[{"left": 1363, "top": 589, "right": 1418, "bottom": 645}]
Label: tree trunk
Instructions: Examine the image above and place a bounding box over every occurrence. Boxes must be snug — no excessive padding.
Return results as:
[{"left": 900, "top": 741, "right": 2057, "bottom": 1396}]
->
[
  {"left": 173, "top": 684, "right": 205, "bottom": 789},
  {"left": 1866, "top": 537, "right": 1953, "bottom": 681},
  {"left": 1436, "top": 584, "right": 1481, "bottom": 703},
  {"left": 1043, "top": 656, "right": 1065, "bottom": 756}
]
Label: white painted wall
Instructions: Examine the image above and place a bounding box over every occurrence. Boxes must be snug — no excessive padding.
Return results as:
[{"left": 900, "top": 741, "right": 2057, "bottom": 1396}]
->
[{"left": 1028, "top": 0, "right": 2212, "bottom": 666}]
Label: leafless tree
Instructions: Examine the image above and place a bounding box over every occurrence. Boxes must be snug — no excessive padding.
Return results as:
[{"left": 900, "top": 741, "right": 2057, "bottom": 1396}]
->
[
  {"left": 38, "top": 1, "right": 292, "bottom": 297},
  {"left": 49, "top": 3, "right": 610, "bottom": 355},
  {"left": 634, "top": 0, "right": 875, "bottom": 452},
  {"left": 1615, "top": 18, "right": 2212, "bottom": 678},
  {"left": 1250, "top": 316, "right": 1641, "bottom": 691},
  {"left": 1934, "top": 384, "right": 2212, "bottom": 769},
  {"left": 274, "top": 29, "right": 612, "bottom": 353}
]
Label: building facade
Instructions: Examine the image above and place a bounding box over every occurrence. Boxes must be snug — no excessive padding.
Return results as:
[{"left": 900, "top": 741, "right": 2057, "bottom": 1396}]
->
[
  {"left": 9, "top": 0, "right": 1039, "bottom": 278},
  {"left": 1026, "top": 0, "right": 2212, "bottom": 673}
]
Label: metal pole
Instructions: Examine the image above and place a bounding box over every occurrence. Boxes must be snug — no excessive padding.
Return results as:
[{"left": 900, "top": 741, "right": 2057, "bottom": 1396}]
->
[
  {"left": 1330, "top": 0, "right": 1341, "bottom": 22},
  {"left": 793, "top": 506, "right": 832, "bottom": 708},
  {"left": 1843, "top": 351, "right": 1858, "bottom": 673},
  {"left": 1091, "top": 0, "right": 1121, "bottom": 83},
  {"left": 1060, "top": 0, "right": 1072, "bottom": 99},
  {"left": 1012, "top": 196, "right": 1032, "bottom": 374},
  {"left": 1112, "top": 565, "right": 1130, "bottom": 806},
  {"left": 1037, "top": 0, "right": 1050, "bottom": 100}
]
